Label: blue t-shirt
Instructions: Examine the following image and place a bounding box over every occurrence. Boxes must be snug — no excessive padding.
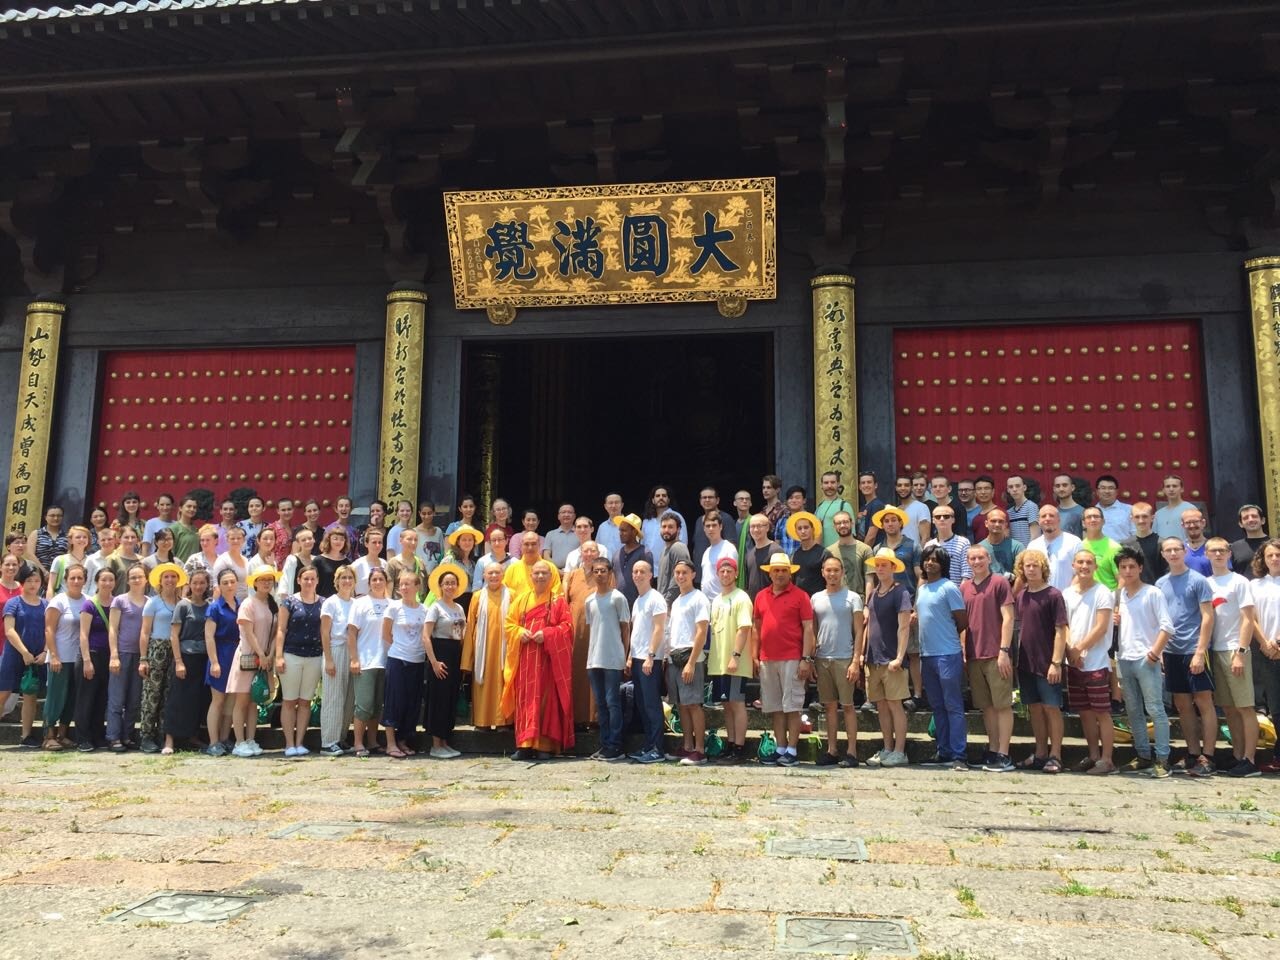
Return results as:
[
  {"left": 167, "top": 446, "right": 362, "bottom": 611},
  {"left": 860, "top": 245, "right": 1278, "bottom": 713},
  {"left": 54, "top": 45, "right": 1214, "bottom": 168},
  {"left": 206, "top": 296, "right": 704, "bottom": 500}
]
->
[
  {"left": 1184, "top": 543, "right": 1212, "bottom": 577},
  {"left": 143, "top": 594, "right": 178, "bottom": 641},
  {"left": 3, "top": 595, "right": 48, "bottom": 655},
  {"left": 915, "top": 578, "right": 965, "bottom": 657},
  {"left": 282, "top": 595, "right": 324, "bottom": 657},
  {"left": 1155, "top": 569, "right": 1213, "bottom": 655}
]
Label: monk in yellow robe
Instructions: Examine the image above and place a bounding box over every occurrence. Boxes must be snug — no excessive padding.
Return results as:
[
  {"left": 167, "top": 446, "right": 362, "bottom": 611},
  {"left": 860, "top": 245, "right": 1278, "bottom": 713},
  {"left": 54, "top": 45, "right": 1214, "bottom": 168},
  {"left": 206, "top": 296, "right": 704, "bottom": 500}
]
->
[
  {"left": 504, "top": 531, "right": 562, "bottom": 598},
  {"left": 461, "top": 563, "right": 512, "bottom": 728}
]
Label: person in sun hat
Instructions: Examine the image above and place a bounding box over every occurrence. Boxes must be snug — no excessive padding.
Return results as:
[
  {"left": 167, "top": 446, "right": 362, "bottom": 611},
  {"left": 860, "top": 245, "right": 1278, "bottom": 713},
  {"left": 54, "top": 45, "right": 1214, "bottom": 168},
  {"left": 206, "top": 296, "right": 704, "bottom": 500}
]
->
[
  {"left": 752, "top": 551, "right": 815, "bottom": 767},
  {"left": 440, "top": 524, "right": 484, "bottom": 609},
  {"left": 423, "top": 561, "right": 469, "bottom": 759},
  {"left": 859, "top": 547, "right": 912, "bottom": 767},
  {"left": 785, "top": 509, "right": 825, "bottom": 594},
  {"left": 136, "top": 561, "right": 189, "bottom": 753},
  {"left": 611, "top": 513, "right": 652, "bottom": 608},
  {"left": 869, "top": 503, "right": 924, "bottom": 710},
  {"left": 229, "top": 565, "right": 281, "bottom": 758}
]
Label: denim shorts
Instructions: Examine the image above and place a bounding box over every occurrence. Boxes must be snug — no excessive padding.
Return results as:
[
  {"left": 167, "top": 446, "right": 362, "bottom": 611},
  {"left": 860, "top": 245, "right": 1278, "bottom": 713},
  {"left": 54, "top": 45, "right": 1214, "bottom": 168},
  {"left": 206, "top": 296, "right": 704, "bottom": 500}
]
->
[{"left": 1018, "top": 669, "right": 1063, "bottom": 709}]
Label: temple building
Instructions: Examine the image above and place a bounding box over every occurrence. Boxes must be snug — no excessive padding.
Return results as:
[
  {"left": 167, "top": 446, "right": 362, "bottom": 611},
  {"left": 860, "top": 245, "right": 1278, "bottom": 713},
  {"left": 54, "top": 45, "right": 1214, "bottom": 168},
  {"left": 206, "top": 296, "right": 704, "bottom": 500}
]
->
[{"left": 2, "top": 0, "right": 1279, "bottom": 532}]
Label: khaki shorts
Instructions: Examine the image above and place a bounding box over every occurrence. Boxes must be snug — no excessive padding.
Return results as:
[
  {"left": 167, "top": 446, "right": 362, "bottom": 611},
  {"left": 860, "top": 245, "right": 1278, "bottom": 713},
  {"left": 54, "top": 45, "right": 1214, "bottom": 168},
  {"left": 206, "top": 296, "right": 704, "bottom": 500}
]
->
[
  {"left": 1211, "top": 650, "right": 1255, "bottom": 708},
  {"left": 815, "top": 657, "right": 855, "bottom": 706},
  {"left": 865, "top": 662, "right": 909, "bottom": 702},
  {"left": 279, "top": 652, "right": 322, "bottom": 702},
  {"left": 967, "top": 656, "right": 1013, "bottom": 710},
  {"left": 759, "top": 659, "right": 805, "bottom": 714}
]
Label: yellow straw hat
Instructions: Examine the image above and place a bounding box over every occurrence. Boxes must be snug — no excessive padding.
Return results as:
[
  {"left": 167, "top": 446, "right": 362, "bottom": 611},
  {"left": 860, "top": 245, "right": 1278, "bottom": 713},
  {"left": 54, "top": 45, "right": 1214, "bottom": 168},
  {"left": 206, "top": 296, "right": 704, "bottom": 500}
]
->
[
  {"left": 147, "top": 562, "right": 189, "bottom": 591},
  {"left": 428, "top": 561, "right": 470, "bottom": 598},
  {"left": 759, "top": 551, "right": 800, "bottom": 574},
  {"left": 785, "top": 511, "right": 822, "bottom": 542}
]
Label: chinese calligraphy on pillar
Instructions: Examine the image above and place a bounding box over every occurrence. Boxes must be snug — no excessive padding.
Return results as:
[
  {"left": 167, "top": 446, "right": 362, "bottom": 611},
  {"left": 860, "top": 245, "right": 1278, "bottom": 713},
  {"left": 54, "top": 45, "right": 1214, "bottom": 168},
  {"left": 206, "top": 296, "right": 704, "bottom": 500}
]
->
[
  {"left": 379, "top": 287, "right": 426, "bottom": 509},
  {"left": 810, "top": 275, "right": 857, "bottom": 491},
  {"left": 443, "top": 178, "right": 776, "bottom": 309},
  {"left": 4, "top": 301, "right": 64, "bottom": 534},
  {"left": 1247, "top": 256, "right": 1280, "bottom": 527}
]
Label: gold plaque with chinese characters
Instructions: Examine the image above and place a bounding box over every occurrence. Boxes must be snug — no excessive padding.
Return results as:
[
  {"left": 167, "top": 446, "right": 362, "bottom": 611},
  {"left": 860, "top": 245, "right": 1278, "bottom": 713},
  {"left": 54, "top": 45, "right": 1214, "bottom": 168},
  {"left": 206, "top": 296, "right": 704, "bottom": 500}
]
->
[
  {"left": 443, "top": 178, "right": 776, "bottom": 309},
  {"left": 5, "top": 302, "right": 64, "bottom": 535}
]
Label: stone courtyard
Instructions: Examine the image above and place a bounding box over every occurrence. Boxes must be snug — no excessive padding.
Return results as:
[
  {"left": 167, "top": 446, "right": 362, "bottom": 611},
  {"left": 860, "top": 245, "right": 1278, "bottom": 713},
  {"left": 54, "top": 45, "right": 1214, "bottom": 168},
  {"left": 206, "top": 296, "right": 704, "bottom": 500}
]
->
[{"left": 0, "top": 743, "right": 1277, "bottom": 960}]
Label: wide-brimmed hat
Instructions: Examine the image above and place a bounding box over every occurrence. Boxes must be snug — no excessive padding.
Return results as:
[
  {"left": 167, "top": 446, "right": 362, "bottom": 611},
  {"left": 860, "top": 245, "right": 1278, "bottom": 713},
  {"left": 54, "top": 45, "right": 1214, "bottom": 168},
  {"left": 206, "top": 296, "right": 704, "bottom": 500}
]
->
[
  {"left": 612, "top": 513, "right": 643, "bottom": 537},
  {"left": 447, "top": 524, "right": 485, "bottom": 548},
  {"left": 428, "top": 561, "right": 470, "bottom": 598},
  {"left": 147, "top": 562, "right": 189, "bottom": 590},
  {"left": 760, "top": 551, "right": 800, "bottom": 574},
  {"left": 785, "top": 510, "right": 822, "bottom": 542},
  {"left": 872, "top": 505, "right": 910, "bottom": 529},
  {"left": 864, "top": 547, "right": 906, "bottom": 573},
  {"left": 246, "top": 566, "right": 282, "bottom": 588}
]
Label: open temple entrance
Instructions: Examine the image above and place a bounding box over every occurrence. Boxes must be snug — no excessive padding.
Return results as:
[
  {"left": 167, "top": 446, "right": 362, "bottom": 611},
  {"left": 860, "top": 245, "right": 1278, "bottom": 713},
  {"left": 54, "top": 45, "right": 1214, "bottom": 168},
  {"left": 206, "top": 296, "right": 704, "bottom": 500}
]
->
[{"left": 460, "top": 332, "right": 776, "bottom": 524}]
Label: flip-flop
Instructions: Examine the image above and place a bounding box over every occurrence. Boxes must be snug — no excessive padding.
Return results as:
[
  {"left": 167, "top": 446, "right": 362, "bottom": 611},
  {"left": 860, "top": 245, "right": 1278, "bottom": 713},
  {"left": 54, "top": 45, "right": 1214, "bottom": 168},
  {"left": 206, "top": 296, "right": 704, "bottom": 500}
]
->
[
  {"left": 387, "top": 748, "right": 408, "bottom": 760},
  {"left": 1043, "top": 756, "right": 1062, "bottom": 774},
  {"left": 1087, "top": 761, "right": 1117, "bottom": 775}
]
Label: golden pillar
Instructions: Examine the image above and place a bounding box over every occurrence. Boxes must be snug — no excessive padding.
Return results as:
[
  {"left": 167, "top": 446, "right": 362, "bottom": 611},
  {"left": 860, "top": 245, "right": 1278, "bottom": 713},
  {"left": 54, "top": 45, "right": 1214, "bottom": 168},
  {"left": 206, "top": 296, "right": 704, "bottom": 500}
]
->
[
  {"left": 1246, "top": 256, "right": 1280, "bottom": 526},
  {"left": 473, "top": 349, "right": 501, "bottom": 524},
  {"left": 5, "top": 300, "right": 65, "bottom": 535},
  {"left": 379, "top": 285, "right": 426, "bottom": 509},
  {"left": 810, "top": 274, "right": 857, "bottom": 493}
]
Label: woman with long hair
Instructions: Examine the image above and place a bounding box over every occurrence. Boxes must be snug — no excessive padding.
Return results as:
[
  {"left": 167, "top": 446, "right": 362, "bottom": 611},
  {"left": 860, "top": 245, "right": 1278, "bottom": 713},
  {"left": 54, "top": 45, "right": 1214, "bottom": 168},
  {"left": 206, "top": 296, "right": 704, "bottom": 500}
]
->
[
  {"left": 116, "top": 491, "right": 145, "bottom": 543},
  {"left": 87, "top": 507, "right": 109, "bottom": 554},
  {"left": 203, "top": 568, "right": 241, "bottom": 756},
  {"left": 423, "top": 564, "right": 468, "bottom": 759},
  {"left": 183, "top": 524, "right": 221, "bottom": 589},
  {"left": 141, "top": 527, "right": 177, "bottom": 577},
  {"left": 1, "top": 565, "right": 49, "bottom": 748},
  {"left": 211, "top": 526, "right": 250, "bottom": 601},
  {"left": 43, "top": 563, "right": 86, "bottom": 749},
  {"left": 347, "top": 567, "right": 390, "bottom": 756},
  {"left": 165, "top": 569, "right": 212, "bottom": 754},
  {"left": 445, "top": 495, "right": 479, "bottom": 537},
  {"left": 138, "top": 562, "right": 186, "bottom": 753},
  {"left": 248, "top": 527, "right": 278, "bottom": 579},
  {"left": 278, "top": 528, "right": 316, "bottom": 598},
  {"left": 275, "top": 565, "right": 324, "bottom": 757},
  {"left": 47, "top": 525, "right": 92, "bottom": 598},
  {"left": 319, "top": 565, "right": 357, "bottom": 755},
  {"left": 297, "top": 499, "right": 324, "bottom": 556},
  {"left": 106, "top": 526, "right": 144, "bottom": 596},
  {"left": 313, "top": 528, "right": 348, "bottom": 598},
  {"left": 230, "top": 567, "right": 279, "bottom": 757},
  {"left": 439, "top": 525, "right": 481, "bottom": 609},
  {"left": 106, "top": 563, "right": 149, "bottom": 751},
  {"left": 381, "top": 569, "right": 428, "bottom": 759},
  {"left": 75, "top": 568, "right": 116, "bottom": 751}
]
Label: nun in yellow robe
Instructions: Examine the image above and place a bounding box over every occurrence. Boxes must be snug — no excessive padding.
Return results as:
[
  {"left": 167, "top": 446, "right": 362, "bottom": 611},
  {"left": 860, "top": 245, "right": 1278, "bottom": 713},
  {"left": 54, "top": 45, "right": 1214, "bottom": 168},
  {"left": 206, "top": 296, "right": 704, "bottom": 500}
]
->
[{"left": 461, "top": 563, "right": 513, "bottom": 728}]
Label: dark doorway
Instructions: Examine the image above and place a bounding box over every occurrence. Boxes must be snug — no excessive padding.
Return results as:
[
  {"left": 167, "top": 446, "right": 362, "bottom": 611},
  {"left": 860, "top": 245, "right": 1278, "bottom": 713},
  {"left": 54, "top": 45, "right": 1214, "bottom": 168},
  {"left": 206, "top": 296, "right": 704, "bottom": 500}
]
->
[{"left": 459, "top": 333, "right": 775, "bottom": 525}]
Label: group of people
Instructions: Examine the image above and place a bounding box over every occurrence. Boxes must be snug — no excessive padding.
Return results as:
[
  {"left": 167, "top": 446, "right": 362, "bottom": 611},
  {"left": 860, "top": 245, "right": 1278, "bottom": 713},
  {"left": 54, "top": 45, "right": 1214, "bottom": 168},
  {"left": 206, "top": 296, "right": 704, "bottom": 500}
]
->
[{"left": 1, "top": 470, "right": 1277, "bottom": 777}]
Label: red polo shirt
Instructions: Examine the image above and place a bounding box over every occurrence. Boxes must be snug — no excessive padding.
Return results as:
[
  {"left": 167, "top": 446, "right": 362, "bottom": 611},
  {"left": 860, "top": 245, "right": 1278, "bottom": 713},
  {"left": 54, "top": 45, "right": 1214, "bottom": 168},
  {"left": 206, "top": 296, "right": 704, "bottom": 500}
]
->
[{"left": 753, "top": 582, "right": 813, "bottom": 661}]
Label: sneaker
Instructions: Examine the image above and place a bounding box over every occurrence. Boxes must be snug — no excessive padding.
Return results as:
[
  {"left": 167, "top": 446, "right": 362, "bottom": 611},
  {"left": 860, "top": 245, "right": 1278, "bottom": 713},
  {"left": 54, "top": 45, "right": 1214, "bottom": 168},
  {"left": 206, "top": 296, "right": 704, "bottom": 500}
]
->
[
  {"left": 920, "top": 752, "right": 949, "bottom": 767},
  {"left": 633, "top": 747, "right": 665, "bottom": 765},
  {"left": 77, "top": 742, "right": 95, "bottom": 753},
  {"left": 860, "top": 701, "right": 878, "bottom": 714},
  {"left": 429, "top": 746, "right": 453, "bottom": 759},
  {"left": 19, "top": 733, "right": 42, "bottom": 749},
  {"left": 902, "top": 698, "right": 918, "bottom": 713},
  {"left": 1121, "top": 755, "right": 1154, "bottom": 772},
  {"left": 220, "top": 738, "right": 235, "bottom": 753},
  {"left": 205, "top": 742, "right": 227, "bottom": 757},
  {"left": 294, "top": 745, "right": 310, "bottom": 757},
  {"left": 815, "top": 751, "right": 839, "bottom": 767},
  {"left": 1170, "top": 757, "right": 1192, "bottom": 774},
  {"left": 248, "top": 741, "right": 264, "bottom": 756},
  {"left": 881, "top": 750, "right": 908, "bottom": 767},
  {"left": 283, "top": 746, "right": 299, "bottom": 758},
  {"left": 970, "top": 751, "right": 992, "bottom": 770},
  {"left": 865, "top": 750, "right": 884, "bottom": 768},
  {"left": 983, "top": 754, "right": 1017, "bottom": 773},
  {"left": 1227, "top": 758, "right": 1261, "bottom": 778},
  {"left": 320, "top": 743, "right": 345, "bottom": 756},
  {"left": 1150, "top": 759, "right": 1170, "bottom": 779},
  {"left": 599, "top": 747, "right": 624, "bottom": 761},
  {"left": 679, "top": 751, "right": 708, "bottom": 766},
  {"left": 950, "top": 759, "right": 970, "bottom": 771},
  {"left": 510, "top": 747, "right": 535, "bottom": 761},
  {"left": 626, "top": 749, "right": 648, "bottom": 762},
  {"left": 139, "top": 739, "right": 160, "bottom": 754},
  {"left": 442, "top": 746, "right": 461, "bottom": 759},
  {"left": 231, "top": 741, "right": 255, "bottom": 758},
  {"left": 587, "top": 749, "right": 605, "bottom": 761},
  {"left": 758, "top": 752, "right": 779, "bottom": 766},
  {"left": 838, "top": 753, "right": 860, "bottom": 768},
  {"left": 776, "top": 752, "right": 798, "bottom": 767},
  {"left": 1189, "top": 755, "right": 1215, "bottom": 778}
]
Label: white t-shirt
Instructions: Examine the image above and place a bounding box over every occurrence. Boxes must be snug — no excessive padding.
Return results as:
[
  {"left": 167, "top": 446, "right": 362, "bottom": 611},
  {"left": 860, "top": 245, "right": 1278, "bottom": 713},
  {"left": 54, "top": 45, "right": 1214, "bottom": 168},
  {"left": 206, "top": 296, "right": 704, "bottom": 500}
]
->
[
  {"left": 699, "top": 540, "right": 739, "bottom": 601},
  {"left": 321, "top": 595, "right": 355, "bottom": 649},
  {"left": 49, "top": 592, "right": 84, "bottom": 661},
  {"left": 1251, "top": 575, "right": 1280, "bottom": 648},
  {"left": 629, "top": 589, "right": 668, "bottom": 660},
  {"left": 1062, "top": 581, "right": 1114, "bottom": 672},
  {"left": 1209, "top": 571, "right": 1254, "bottom": 651},
  {"left": 900, "top": 500, "right": 931, "bottom": 543},
  {"left": 351, "top": 556, "right": 386, "bottom": 597},
  {"left": 1117, "top": 584, "right": 1173, "bottom": 661},
  {"left": 383, "top": 599, "right": 427, "bottom": 663},
  {"left": 585, "top": 589, "right": 631, "bottom": 671},
  {"left": 424, "top": 599, "right": 466, "bottom": 642},
  {"left": 348, "top": 595, "right": 389, "bottom": 669},
  {"left": 667, "top": 589, "right": 711, "bottom": 656},
  {"left": 1027, "top": 532, "right": 1084, "bottom": 591}
]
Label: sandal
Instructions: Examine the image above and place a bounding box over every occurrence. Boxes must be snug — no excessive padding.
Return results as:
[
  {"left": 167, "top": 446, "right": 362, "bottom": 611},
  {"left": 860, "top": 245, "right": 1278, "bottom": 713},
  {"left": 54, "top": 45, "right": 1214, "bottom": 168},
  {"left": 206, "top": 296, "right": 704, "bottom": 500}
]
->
[
  {"left": 1043, "top": 756, "right": 1062, "bottom": 774},
  {"left": 387, "top": 748, "right": 408, "bottom": 759},
  {"left": 355, "top": 748, "right": 370, "bottom": 758},
  {"left": 1073, "top": 757, "right": 1097, "bottom": 773},
  {"left": 1019, "top": 754, "right": 1048, "bottom": 770},
  {"left": 398, "top": 743, "right": 416, "bottom": 756},
  {"left": 1087, "top": 761, "right": 1117, "bottom": 776}
]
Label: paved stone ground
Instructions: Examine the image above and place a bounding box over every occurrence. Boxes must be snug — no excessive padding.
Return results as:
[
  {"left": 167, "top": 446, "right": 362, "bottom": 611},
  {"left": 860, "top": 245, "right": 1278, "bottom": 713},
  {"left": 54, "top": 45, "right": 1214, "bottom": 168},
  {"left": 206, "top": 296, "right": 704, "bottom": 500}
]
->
[{"left": 0, "top": 741, "right": 1277, "bottom": 960}]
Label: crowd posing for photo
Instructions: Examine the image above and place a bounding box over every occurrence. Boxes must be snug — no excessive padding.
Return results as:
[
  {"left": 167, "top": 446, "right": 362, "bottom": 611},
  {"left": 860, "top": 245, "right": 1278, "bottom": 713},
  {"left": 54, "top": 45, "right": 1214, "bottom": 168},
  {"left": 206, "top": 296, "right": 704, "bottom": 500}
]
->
[{"left": 1, "top": 470, "right": 1277, "bottom": 778}]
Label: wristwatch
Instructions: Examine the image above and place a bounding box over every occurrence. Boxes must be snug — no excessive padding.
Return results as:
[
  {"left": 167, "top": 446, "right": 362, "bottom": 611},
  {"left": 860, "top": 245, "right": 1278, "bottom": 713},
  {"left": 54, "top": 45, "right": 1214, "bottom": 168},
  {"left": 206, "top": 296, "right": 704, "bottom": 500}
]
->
[
  {"left": 999, "top": 647, "right": 1011, "bottom": 654},
  {"left": 802, "top": 656, "right": 815, "bottom": 664}
]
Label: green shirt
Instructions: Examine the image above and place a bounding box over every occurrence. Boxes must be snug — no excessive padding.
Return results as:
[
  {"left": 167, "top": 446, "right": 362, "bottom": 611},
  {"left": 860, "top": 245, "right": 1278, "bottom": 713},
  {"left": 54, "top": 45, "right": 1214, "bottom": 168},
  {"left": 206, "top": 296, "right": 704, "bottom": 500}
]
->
[
  {"left": 169, "top": 521, "right": 201, "bottom": 563},
  {"left": 1081, "top": 536, "right": 1122, "bottom": 590}
]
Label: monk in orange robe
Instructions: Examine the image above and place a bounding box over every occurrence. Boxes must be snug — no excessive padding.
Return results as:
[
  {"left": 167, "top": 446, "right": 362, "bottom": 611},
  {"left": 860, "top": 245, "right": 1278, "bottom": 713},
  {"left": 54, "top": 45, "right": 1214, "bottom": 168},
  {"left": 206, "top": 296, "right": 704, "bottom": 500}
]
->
[
  {"left": 501, "top": 560, "right": 574, "bottom": 759},
  {"left": 564, "top": 541, "right": 613, "bottom": 725}
]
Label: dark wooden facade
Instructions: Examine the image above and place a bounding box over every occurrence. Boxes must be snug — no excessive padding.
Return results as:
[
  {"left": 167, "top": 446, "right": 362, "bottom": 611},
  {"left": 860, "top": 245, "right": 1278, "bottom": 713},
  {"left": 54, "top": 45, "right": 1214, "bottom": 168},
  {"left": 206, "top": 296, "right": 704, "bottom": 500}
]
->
[{"left": 2, "top": 0, "right": 1278, "bottom": 528}]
